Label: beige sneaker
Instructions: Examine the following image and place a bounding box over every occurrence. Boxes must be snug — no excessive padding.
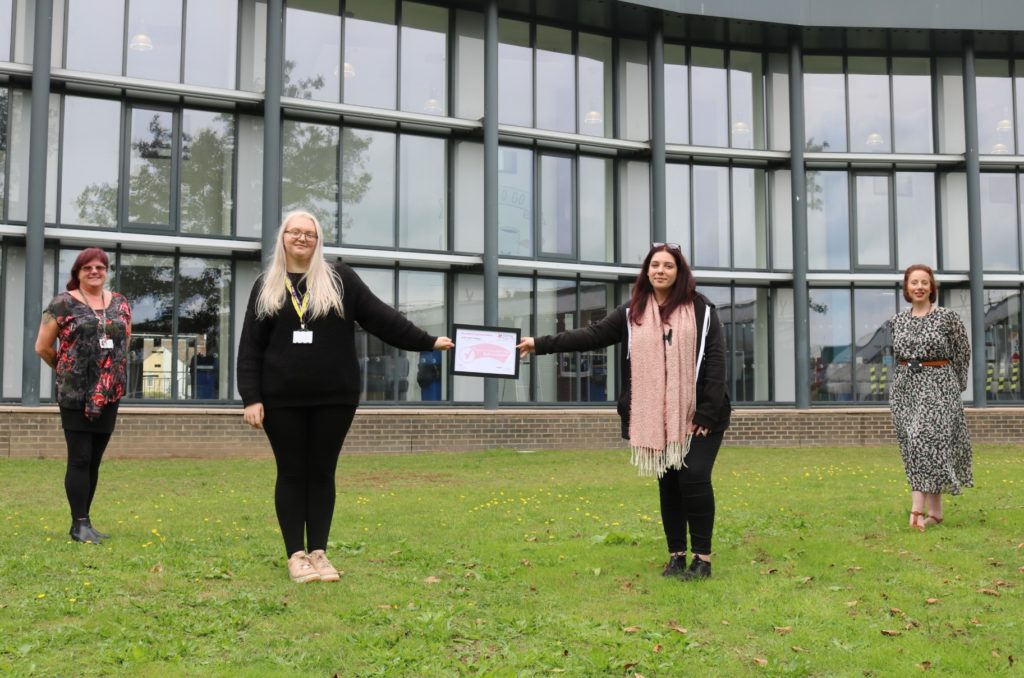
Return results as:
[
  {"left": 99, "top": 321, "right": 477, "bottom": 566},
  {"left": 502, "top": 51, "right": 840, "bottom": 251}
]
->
[
  {"left": 287, "top": 551, "right": 320, "bottom": 583},
  {"left": 308, "top": 549, "right": 341, "bottom": 582}
]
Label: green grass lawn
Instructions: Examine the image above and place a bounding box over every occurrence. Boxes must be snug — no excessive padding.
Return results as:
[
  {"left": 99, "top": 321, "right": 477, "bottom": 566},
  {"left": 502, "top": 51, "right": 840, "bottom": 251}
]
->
[{"left": 1, "top": 444, "right": 1021, "bottom": 677}]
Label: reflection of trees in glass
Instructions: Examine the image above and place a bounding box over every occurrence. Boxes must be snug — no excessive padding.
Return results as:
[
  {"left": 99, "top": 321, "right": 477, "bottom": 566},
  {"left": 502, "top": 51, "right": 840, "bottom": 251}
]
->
[
  {"left": 281, "top": 61, "right": 372, "bottom": 241},
  {"left": 181, "top": 115, "right": 235, "bottom": 235},
  {"left": 119, "top": 258, "right": 226, "bottom": 347},
  {"left": 129, "top": 113, "right": 174, "bottom": 225},
  {"left": 804, "top": 136, "right": 830, "bottom": 212}
]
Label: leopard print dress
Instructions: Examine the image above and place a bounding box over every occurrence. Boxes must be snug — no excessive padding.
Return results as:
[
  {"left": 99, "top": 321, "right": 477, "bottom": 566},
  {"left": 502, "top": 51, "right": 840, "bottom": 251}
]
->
[{"left": 889, "top": 306, "right": 973, "bottom": 495}]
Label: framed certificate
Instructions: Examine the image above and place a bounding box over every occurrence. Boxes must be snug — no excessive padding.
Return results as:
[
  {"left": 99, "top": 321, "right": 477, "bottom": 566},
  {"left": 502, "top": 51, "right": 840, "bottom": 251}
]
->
[{"left": 451, "top": 324, "right": 521, "bottom": 379}]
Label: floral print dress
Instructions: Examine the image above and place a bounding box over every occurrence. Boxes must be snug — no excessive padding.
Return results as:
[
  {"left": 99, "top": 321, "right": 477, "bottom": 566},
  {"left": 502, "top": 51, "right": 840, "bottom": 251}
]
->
[
  {"left": 888, "top": 306, "right": 973, "bottom": 495},
  {"left": 43, "top": 292, "right": 131, "bottom": 423}
]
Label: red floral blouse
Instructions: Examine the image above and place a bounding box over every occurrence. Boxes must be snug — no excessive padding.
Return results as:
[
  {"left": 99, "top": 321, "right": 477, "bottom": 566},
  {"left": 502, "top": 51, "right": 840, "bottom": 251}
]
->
[{"left": 43, "top": 292, "right": 132, "bottom": 419}]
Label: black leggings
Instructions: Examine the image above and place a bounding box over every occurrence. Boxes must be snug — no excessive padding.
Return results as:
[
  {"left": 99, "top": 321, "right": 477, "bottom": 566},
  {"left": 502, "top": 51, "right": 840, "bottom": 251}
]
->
[
  {"left": 262, "top": 405, "right": 357, "bottom": 556},
  {"left": 657, "top": 430, "right": 724, "bottom": 556},
  {"left": 63, "top": 430, "right": 112, "bottom": 520}
]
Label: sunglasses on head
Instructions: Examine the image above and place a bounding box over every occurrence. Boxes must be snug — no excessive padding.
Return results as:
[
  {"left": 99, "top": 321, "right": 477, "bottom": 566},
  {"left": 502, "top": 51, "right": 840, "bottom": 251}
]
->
[{"left": 652, "top": 242, "right": 682, "bottom": 252}]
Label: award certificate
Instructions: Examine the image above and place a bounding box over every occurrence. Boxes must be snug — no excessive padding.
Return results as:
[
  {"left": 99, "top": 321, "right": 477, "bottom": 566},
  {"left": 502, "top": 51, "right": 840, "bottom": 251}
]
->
[{"left": 451, "top": 324, "right": 521, "bottom": 379}]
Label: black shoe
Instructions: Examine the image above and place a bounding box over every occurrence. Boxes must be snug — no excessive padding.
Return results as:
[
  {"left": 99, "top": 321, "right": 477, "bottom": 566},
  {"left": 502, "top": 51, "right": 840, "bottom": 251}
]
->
[
  {"left": 87, "top": 520, "right": 110, "bottom": 540},
  {"left": 681, "top": 556, "right": 712, "bottom": 580},
  {"left": 69, "top": 518, "right": 103, "bottom": 545},
  {"left": 662, "top": 553, "right": 687, "bottom": 577}
]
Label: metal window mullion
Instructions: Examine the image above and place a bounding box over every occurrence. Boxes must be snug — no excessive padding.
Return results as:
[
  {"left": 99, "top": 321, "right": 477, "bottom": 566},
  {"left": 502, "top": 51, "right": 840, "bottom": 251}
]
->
[
  {"left": 179, "top": 0, "right": 188, "bottom": 83},
  {"left": 335, "top": 121, "right": 343, "bottom": 246},
  {"left": 888, "top": 173, "right": 896, "bottom": 270},
  {"left": 888, "top": 56, "right": 896, "bottom": 152},
  {"left": 170, "top": 250, "right": 180, "bottom": 400},
  {"left": 228, "top": 112, "right": 239, "bottom": 237},
  {"left": 170, "top": 109, "right": 182, "bottom": 231},
  {"left": 395, "top": 0, "right": 402, "bottom": 111},
  {"left": 233, "top": 0, "right": 243, "bottom": 89},
  {"left": 843, "top": 56, "right": 851, "bottom": 152},
  {"left": 119, "top": 103, "right": 131, "bottom": 230},
  {"left": 393, "top": 130, "right": 401, "bottom": 248},
  {"left": 121, "top": 0, "right": 129, "bottom": 77}
]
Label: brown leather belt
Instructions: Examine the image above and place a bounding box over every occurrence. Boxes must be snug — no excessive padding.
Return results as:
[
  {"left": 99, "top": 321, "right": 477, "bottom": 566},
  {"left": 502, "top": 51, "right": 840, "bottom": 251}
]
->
[{"left": 898, "top": 359, "right": 950, "bottom": 370}]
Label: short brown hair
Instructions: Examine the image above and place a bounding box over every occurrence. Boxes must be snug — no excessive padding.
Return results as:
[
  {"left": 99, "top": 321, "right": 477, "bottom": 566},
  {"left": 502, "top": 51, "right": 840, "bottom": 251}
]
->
[{"left": 902, "top": 264, "right": 937, "bottom": 303}]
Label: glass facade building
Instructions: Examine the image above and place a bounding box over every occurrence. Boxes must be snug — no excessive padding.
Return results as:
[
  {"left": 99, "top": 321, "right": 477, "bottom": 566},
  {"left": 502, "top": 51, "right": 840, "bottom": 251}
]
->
[{"left": 2, "top": 0, "right": 1024, "bottom": 408}]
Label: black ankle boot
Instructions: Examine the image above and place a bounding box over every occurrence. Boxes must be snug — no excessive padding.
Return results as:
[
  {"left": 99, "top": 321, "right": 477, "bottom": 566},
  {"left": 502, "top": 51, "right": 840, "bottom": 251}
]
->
[
  {"left": 681, "top": 556, "right": 712, "bottom": 580},
  {"left": 662, "top": 553, "right": 687, "bottom": 577},
  {"left": 87, "top": 519, "right": 110, "bottom": 540},
  {"left": 69, "top": 518, "right": 103, "bottom": 544}
]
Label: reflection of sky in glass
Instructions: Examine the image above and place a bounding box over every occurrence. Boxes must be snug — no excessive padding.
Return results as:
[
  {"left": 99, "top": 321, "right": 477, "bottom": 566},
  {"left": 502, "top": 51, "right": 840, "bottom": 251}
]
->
[
  {"left": 807, "top": 171, "right": 849, "bottom": 269},
  {"left": 66, "top": 0, "right": 124, "bottom": 74},
  {"left": 284, "top": 8, "right": 340, "bottom": 102},
  {"left": 0, "top": 0, "right": 11, "bottom": 59},
  {"left": 691, "top": 49, "right": 727, "bottom": 147},
  {"left": 61, "top": 97, "right": 120, "bottom": 227},
  {"left": 343, "top": 129, "right": 395, "bottom": 247},
  {"left": 399, "top": 135, "right": 445, "bottom": 250},
  {"left": 732, "top": 168, "right": 761, "bottom": 268},
  {"left": 498, "top": 275, "right": 532, "bottom": 402},
  {"left": 855, "top": 289, "right": 895, "bottom": 350},
  {"left": 282, "top": 120, "right": 339, "bottom": 238},
  {"left": 127, "top": 0, "right": 183, "bottom": 83},
  {"left": 579, "top": 156, "right": 613, "bottom": 262},
  {"left": 578, "top": 34, "right": 611, "bottom": 137},
  {"left": 895, "top": 172, "right": 936, "bottom": 268},
  {"left": 980, "top": 173, "right": 1019, "bottom": 271},
  {"left": 129, "top": 108, "right": 172, "bottom": 225},
  {"left": 893, "top": 62, "right": 933, "bottom": 153},
  {"left": 498, "top": 20, "right": 532, "bottom": 126},
  {"left": 977, "top": 74, "right": 1014, "bottom": 154},
  {"left": 619, "top": 161, "right": 649, "bottom": 264},
  {"left": 498, "top": 146, "right": 533, "bottom": 256},
  {"left": 729, "top": 67, "right": 754, "bottom": 149},
  {"left": 536, "top": 29, "right": 574, "bottom": 133},
  {"left": 693, "top": 165, "right": 729, "bottom": 267},
  {"left": 180, "top": 110, "right": 234, "bottom": 235},
  {"left": 664, "top": 56, "right": 689, "bottom": 143},
  {"left": 665, "top": 163, "right": 690, "bottom": 260},
  {"left": 804, "top": 72, "right": 846, "bottom": 151},
  {"left": 539, "top": 155, "right": 572, "bottom": 254},
  {"left": 849, "top": 73, "right": 890, "bottom": 152},
  {"left": 184, "top": 0, "right": 238, "bottom": 89},
  {"left": 855, "top": 175, "right": 890, "bottom": 265},
  {"left": 400, "top": 7, "right": 447, "bottom": 115},
  {"left": 810, "top": 288, "right": 852, "bottom": 401},
  {"left": 345, "top": 18, "right": 397, "bottom": 109}
]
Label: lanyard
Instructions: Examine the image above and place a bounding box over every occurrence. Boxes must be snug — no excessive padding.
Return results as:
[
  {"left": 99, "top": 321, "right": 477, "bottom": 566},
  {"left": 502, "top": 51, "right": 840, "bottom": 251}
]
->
[{"left": 285, "top": 278, "right": 310, "bottom": 329}]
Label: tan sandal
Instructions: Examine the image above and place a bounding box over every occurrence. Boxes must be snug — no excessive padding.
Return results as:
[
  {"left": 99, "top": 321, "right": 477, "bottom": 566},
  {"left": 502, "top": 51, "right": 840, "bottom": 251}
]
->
[
  {"left": 923, "top": 514, "right": 944, "bottom": 527},
  {"left": 909, "top": 511, "right": 926, "bottom": 532}
]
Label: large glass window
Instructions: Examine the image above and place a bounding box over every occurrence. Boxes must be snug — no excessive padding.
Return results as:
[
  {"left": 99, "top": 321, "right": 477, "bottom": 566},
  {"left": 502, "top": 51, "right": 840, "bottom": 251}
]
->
[
  {"left": 344, "top": 0, "right": 397, "bottom": 109},
  {"left": 535, "top": 26, "right": 574, "bottom": 133},
  {"left": 352, "top": 267, "right": 395, "bottom": 401},
  {"left": 804, "top": 56, "right": 846, "bottom": 151},
  {"left": 980, "top": 173, "right": 1020, "bottom": 271},
  {"left": 60, "top": 96, "right": 121, "bottom": 228},
  {"left": 282, "top": 119, "right": 340, "bottom": 239},
  {"left": 398, "top": 270, "right": 447, "bottom": 402},
  {"left": 497, "top": 19, "right": 532, "bottom": 127},
  {"left": 128, "top": 107, "right": 174, "bottom": 227},
  {"left": 180, "top": 111, "right": 235, "bottom": 236},
  {"left": 854, "top": 174, "right": 891, "bottom": 267},
  {"left": 665, "top": 163, "right": 691, "bottom": 261},
  {"left": 399, "top": 134, "right": 446, "bottom": 250},
  {"left": 941, "top": 172, "right": 970, "bottom": 270},
  {"left": 664, "top": 45, "right": 689, "bottom": 144},
  {"left": 498, "top": 276, "right": 532, "bottom": 403},
  {"left": 578, "top": 156, "right": 614, "bottom": 263},
  {"left": 983, "top": 289, "right": 1022, "bottom": 401},
  {"left": 498, "top": 146, "right": 533, "bottom": 257},
  {"left": 121, "top": 253, "right": 176, "bottom": 400},
  {"left": 618, "top": 160, "right": 650, "bottom": 264},
  {"left": 0, "top": 0, "right": 11, "bottom": 61},
  {"left": 578, "top": 33, "right": 612, "bottom": 138},
  {"left": 853, "top": 289, "right": 896, "bottom": 401},
  {"left": 691, "top": 48, "right": 728, "bottom": 147},
  {"left": 453, "top": 140, "right": 484, "bottom": 254},
  {"left": 400, "top": 2, "right": 448, "bottom": 116},
  {"left": 343, "top": 128, "right": 395, "bottom": 247},
  {"left": 848, "top": 57, "right": 890, "bottom": 153},
  {"left": 66, "top": 0, "right": 124, "bottom": 75},
  {"left": 976, "top": 60, "right": 1014, "bottom": 155},
  {"left": 809, "top": 288, "right": 852, "bottom": 401},
  {"left": 692, "top": 165, "right": 730, "bottom": 268},
  {"left": 126, "top": 0, "right": 183, "bottom": 82},
  {"left": 895, "top": 172, "right": 937, "bottom": 269},
  {"left": 732, "top": 287, "right": 771, "bottom": 402},
  {"left": 534, "top": 278, "right": 577, "bottom": 402},
  {"left": 729, "top": 51, "right": 764, "bottom": 149},
  {"left": 892, "top": 58, "right": 933, "bottom": 153},
  {"left": 806, "top": 170, "right": 849, "bottom": 269},
  {"left": 539, "top": 154, "right": 573, "bottom": 256},
  {"left": 732, "top": 168, "right": 767, "bottom": 269},
  {"left": 184, "top": 0, "right": 239, "bottom": 89},
  {"left": 284, "top": 0, "right": 341, "bottom": 101},
  {"left": 176, "top": 257, "right": 232, "bottom": 400}
]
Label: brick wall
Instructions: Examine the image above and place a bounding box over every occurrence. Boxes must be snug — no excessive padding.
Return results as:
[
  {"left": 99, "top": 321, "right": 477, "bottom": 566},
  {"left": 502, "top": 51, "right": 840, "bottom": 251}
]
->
[{"left": 1, "top": 406, "right": 1022, "bottom": 458}]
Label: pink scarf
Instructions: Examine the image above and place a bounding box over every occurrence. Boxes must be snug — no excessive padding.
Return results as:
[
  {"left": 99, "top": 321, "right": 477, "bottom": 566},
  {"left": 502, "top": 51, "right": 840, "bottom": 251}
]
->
[{"left": 628, "top": 300, "right": 697, "bottom": 477}]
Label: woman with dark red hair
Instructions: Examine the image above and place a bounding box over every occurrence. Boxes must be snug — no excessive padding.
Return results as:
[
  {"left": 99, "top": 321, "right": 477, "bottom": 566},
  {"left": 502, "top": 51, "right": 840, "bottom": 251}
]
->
[{"left": 35, "top": 248, "right": 131, "bottom": 545}]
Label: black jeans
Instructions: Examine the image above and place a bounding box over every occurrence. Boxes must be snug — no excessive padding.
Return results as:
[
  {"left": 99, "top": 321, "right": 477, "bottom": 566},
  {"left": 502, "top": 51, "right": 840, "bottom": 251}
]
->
[
  {"left": 262, "top": 405, "right": 356, "bottom": 556},
  {"left": 63, "top": 430, "right": 112, "bottom": 520},
  {"left": 657, "top": 430, "right": 724, "bottom": 556}
]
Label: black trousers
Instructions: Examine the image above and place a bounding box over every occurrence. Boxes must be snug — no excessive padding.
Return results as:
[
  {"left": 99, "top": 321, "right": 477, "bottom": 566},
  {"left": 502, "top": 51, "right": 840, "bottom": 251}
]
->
[
  {"left": 63, "top": 430, "right": 112, "bottom": 520},
  {"left": 657, "top": 430, "right": 724, "bottom": 556},
  {"left": 262, "top": 405, "right": 356, "bottom": 556}
]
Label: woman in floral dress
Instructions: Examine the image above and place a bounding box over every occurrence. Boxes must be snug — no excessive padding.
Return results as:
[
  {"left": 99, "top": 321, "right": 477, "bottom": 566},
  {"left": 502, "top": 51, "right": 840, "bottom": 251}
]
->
[
  {"left": 35, "top": 248, "right": 131, "bottom": 545},
  {"left": 889, "top": 264, "right": 972, "bottom": 531}
]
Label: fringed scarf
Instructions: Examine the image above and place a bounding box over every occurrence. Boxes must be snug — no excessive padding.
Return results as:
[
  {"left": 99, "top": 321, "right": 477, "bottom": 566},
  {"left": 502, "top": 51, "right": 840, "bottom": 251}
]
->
[{"left": 628, "top": 300, "right": 697, "bottom": 477}]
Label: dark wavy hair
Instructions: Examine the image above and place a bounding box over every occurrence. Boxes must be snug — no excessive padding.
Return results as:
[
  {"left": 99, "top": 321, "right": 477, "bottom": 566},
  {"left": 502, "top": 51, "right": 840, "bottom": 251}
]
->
[
  {"left": 628, "top": 244, "right": 696, "bottom": 325},
  {"left": 66, "top": 248, "right": 110, "bottom": 291},
  {"left": 902, "top": 263, "right": 937, "bottom": 303}
]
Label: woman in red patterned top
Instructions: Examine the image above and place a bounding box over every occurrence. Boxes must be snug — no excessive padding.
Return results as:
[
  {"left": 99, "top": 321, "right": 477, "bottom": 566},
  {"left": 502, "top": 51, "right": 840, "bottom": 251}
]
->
[{"left": 35, "top": 248, "right": 131, "bottom": 545}]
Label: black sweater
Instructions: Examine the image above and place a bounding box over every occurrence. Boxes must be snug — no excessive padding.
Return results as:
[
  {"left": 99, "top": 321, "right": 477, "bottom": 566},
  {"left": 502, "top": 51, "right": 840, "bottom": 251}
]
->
[
  {"left": 237, "top": 263, "right": 437, "bottom": 408},
  {"left": 533, "top": 293, "right": 731, "bottom": 438}
]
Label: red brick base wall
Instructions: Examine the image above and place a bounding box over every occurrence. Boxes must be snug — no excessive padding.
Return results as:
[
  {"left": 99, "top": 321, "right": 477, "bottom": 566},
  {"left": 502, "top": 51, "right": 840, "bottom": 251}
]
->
[{"left": 1, "top": 406, "right": 1022, "bottom": 458}]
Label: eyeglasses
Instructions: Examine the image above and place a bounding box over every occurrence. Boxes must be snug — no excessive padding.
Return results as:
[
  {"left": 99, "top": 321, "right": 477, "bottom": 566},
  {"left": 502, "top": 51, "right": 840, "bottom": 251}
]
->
[
  {"left": 80, "top": 265, "right": 108, "bottom": 273},
  {"left": 652, "top": 242, "right": 682, "bottom": 252},
  {"left": 284, "top": 230, "right": 319, "bottom": 243}
]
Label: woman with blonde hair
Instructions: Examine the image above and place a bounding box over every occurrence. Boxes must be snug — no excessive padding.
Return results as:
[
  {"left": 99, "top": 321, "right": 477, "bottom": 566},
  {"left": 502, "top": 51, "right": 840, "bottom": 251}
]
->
[{"left": 238, "top": 212, "right": 453, "bottom": 582}]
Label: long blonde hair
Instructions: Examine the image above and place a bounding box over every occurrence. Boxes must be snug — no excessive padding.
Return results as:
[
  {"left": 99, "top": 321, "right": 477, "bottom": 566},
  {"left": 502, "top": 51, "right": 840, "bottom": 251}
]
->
[{"left": 255, "top": 211, "right": 345, "bottom": 319}]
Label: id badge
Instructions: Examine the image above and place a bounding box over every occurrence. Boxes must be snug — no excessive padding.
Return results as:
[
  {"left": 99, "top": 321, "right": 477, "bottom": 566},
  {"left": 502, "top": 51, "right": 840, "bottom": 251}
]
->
[
  {"left": 293, "top": 330, "right": 313, "bottom": 344},
  {"left": 99, "top": 337, "right": 114, "bottom": 350}
]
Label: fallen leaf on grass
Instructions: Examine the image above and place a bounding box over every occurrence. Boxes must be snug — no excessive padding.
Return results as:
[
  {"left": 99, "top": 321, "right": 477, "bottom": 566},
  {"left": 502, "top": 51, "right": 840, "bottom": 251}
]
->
[
  {"left": 753, "top": 657, "right": 768, "bottom": 666},
  {"left": 623, "top": 626, "right": 641, "bottom": 634},
  {"left": 992, "top": 650, "right": 1000, "bottom": 658},
  {"left": 847, "top": 566, "right": 862, "bottom": 573},
  {"left": 762, "top": 568, "right": 778, "bottom": 575},
  {"left": 653, "top": 644, "right": 663, "bottom": 653},
  {"left": 721, "top": 620, "right": 730, "bottom": 625},
  {"left": 378, "top": 604, "right": 396, "bottom": 610},
  {"left": 925, "top": 598, "right": 939, "bottom": 604},
  {"left": 846, "top": 600, "right": 859, "bottom": 607},
  {"left": 520, "top": 559, "right": 532, "bottom": 567},
  {"left": 774, "top": 626, "right": 792, "bottom": 635},
  {"left": 791, "top": 646, "right": 807, "bottom": 653},
  {"left": 977, "top": 588, "right": 1000, "bottom": 597},
  {"left": 970, "top": 618, "right": 981, "bottom": 625},
  {"left": 881, "top": 629, "right": 902, "bottom": 637},
  {"left": 890, "top": 607, "right": 905, "bottom": 617},
  {"left": 798, "top": 576, "right": 814, "bottom": 585},
  {"left": 668, "top": 624, "right": 688, "bottom": 634},
  {"left": 424, "top": 576, "right": 441, "bottom": 584},
  {"left": 149, "top": 563, "right": 163, "bottom": 573},
  {"left": 918, "top": 660, "right": 932, "bottom": 670}
]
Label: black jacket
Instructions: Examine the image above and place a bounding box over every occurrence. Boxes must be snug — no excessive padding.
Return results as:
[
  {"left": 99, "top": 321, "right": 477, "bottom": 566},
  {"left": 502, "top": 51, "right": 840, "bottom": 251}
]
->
[
  {"left": 533, "top": 293, "right": 731, "bottom": 438},
  {"left": 237, "top": 263, "right": 437, "bottom": 408}
]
